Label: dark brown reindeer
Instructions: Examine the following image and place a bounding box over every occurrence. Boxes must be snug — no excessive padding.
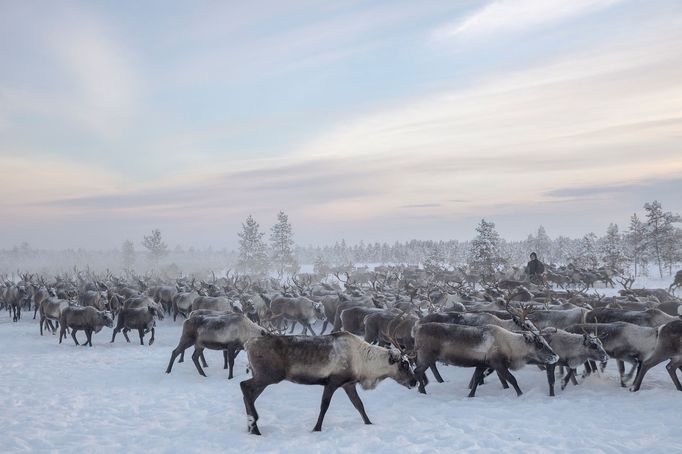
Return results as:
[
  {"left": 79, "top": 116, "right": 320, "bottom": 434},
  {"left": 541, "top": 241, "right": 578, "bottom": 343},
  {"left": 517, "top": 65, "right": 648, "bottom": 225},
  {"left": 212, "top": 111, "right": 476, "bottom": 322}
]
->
[
  {"left": 111, "top": 305, "right": 164, "bottom": 345},
  {"left": 240, "top": 331, "right": 416, "bottom": 435},
  {"left": 58, "top": 306, "right": 114, "bottom": 347}
]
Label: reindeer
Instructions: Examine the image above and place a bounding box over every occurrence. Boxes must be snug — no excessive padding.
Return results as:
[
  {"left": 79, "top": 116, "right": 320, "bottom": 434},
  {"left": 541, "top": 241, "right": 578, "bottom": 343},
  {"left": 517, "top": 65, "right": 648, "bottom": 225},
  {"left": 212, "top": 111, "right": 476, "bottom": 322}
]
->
[
  {"left": 584, "top": 308, "right": 678, "bottom": 327},
  {"left": 39, "top": 297, "right": 71, "bottom": 335},
  {"left": 111, "top": 305, "right": 164, "bottom": 345},
  {"left": 5, "top": 283, "right": 30, "bottom": 322},
  {"left": 166, "top": 313, "right": 265, "bottom": 379},
  {"left": 566, "top": 322, "right": 659, "bottom": 387},
  {"left": 240, "top": 331, "right": 416, "bottom": 435},
  {"left": 147, "top": 284, "right": 177, "bottom": 315},
  {"left": 268, "top": 294, "right": 324, "bottom": 335},
  {"left": 413, "top": 323, "right": 558, "bottom": 396},
  {"left": 630, "top": 320, "right": 682, "bottom": 392},
  {"left": 59, "top": 306, "right": 114, "bottom": 347},
  {"left": 540, "top": 327, "right": 608, "bottom": 396},
  {"left": 30, "top": 277, "right": 51, "bottom": 320}
]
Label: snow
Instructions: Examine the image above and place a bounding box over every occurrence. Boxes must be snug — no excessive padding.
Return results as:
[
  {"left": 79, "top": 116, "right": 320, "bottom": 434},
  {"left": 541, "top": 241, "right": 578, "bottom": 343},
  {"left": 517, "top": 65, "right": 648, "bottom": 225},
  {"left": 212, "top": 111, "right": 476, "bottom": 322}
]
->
[{"left": 2, "top": 273, "right": 682, "bottom": 453}]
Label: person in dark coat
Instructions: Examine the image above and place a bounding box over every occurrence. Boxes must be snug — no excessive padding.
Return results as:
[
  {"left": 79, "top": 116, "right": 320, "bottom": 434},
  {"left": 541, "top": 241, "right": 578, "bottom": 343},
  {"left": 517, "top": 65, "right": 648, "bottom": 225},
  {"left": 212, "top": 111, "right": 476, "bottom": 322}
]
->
[{"left": 526, "top": 252, "right": 545, "bottom": 283}]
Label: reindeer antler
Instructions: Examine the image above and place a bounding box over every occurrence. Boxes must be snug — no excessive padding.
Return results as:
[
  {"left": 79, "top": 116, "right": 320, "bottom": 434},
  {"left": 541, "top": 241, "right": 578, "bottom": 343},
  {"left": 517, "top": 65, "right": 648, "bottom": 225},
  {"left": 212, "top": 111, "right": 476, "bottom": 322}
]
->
[{"left": 385, "top": 312, "right": 416, "bottom": 361}]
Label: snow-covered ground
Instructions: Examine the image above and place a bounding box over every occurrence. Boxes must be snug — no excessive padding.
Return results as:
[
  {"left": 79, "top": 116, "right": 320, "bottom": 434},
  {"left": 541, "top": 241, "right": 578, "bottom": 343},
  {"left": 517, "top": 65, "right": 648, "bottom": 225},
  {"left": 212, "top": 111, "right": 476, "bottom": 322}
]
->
[{"left": 2, "top": 308, "right": 682, "bottom": 454}]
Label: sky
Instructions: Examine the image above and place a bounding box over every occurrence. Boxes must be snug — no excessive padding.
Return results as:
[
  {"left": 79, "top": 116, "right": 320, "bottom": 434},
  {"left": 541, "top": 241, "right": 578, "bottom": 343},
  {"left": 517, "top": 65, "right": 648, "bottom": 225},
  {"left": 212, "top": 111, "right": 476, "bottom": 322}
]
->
[{"left": 1, "top": 0, "right": 681, "bottom": 249}]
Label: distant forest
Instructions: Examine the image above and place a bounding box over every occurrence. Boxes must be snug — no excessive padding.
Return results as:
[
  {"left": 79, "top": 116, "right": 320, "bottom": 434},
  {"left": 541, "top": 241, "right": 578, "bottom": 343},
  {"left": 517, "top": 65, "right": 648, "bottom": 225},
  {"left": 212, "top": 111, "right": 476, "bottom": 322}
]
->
[{"left": 1, "top": 201, "right": 679, "bottom": 279}]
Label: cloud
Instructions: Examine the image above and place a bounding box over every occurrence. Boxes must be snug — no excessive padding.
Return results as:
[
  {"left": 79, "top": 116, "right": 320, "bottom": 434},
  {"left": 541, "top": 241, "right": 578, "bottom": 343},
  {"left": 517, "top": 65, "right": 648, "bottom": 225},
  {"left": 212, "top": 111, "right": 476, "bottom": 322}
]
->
[
  {"left": 400, "top": 204, "right": 442, "bottom": 209},
  {"left": 545, "top": 176, "right": 682, "bottom": 201},
  {"left": 0, "top": 2, "right": 141, "bottom": 138},
  {"left": 435, "top": 0, "right": 620, "bottom": 39}
]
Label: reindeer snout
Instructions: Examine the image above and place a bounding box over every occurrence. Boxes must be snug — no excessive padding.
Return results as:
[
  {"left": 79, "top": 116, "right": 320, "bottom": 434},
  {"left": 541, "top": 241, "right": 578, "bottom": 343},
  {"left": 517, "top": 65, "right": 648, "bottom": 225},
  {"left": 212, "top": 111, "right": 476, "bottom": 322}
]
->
[{"left": 547, "top": 354, "right": 560, "bottom": 365}]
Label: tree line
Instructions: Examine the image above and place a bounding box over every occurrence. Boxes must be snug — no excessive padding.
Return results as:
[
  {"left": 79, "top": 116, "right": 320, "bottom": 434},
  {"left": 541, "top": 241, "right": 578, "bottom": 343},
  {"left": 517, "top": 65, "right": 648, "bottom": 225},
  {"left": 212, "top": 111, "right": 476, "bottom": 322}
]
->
[{"left": 0, "top": 201, "right": 679, "bottom": 278}]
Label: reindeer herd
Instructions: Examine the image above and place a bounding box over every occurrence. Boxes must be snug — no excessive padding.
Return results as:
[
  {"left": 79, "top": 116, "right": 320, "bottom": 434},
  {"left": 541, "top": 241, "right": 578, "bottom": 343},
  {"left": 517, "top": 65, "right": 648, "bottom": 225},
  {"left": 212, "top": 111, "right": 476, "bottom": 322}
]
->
[{"left": 1, "top": 265, "right": 682, "bottom": 435}]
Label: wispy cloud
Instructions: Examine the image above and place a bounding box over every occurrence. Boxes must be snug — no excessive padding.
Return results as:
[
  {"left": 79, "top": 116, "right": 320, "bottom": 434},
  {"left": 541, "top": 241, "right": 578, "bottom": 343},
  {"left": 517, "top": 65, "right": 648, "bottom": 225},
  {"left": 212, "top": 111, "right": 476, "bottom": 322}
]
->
[
  {"left": 0, "top": 2, "right": 141, "bottom": 138},
  {"left": 545, "top": 176, "right": 682, "bottom": 201},
  {"left": 435, "top": 0, "right": 620, "bottom": 39},
  {"left": 1, "top": 1, "right": 681, "bottom": 248}
]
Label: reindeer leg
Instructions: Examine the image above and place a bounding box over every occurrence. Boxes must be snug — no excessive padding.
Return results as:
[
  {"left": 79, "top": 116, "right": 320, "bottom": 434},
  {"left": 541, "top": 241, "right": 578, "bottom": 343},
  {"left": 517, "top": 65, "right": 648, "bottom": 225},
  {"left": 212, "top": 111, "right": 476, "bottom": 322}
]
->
[
  {"left": 201, "top": 352, "right": 208, "bottom": 368},
  {"left": 240, "top": 379, "right": 268, "bottom": 435},
  {"left": 85, "top": 328, "right": 93, "bottom": 347},
  {"left": 320, "top": 320, "right": 328, "bottom": 335},
  {"left": 666, "top": 360, "right": 682, "bottom": 391},
  {"left": 415, "top": 362, "right": 430, "bottom": 394},
  {"left": 313, "top": 382, "right": 340, "bottom": 432},
  {"left": 630, "top": 356, "right": 664, "bottom": 392},
  {"left": 227, "top": 347, "right": 237, "bottom": 379},
  {"left": 343, "top": 383, "right": 371, "bottom": 424},
  {"left": 71, "top": 328, "right": 80, "bottom": 345},
  {"left": 561, "top": 369, "right": 574, "bottom": 390},
  {"left": 468, "top": 366, "right": 486, "bottom": 398},
  {"left": 149, "top": 327, "right": 155, "bottom": 346},
  {"left": 192, "top": 348, "right": 208, "bottom": 377},
  {"left": 122, "top": 328, "right": 131, "bottom": 343},
  {"left": 624, "top": 361, "right": 638, "bottom": 382},
  {"left": 289, "top": 320, "right": 297, "bottom": 334},
  {"left": 498, "top": 366, "right": 522, "bottom": 396},
  {"left": 546, "top": 364, "right": 556, "bottom": 396},
  {"left": 616, "top": 360, "right": 626, "bottom": 386},
  {"left": 138, "top": 328, "right": 145, "bottom": 345},
  {"left": 305, "top": 323, "right": 317, "bottom": 336},
  {"left": 166, "top": 339, "right": 193, "bottom": 373},
  {"left": 570, "top": 368, "right": 579, "bottom": 385},
  {"left": 430, "top": 364, "right": 445, "bottom": 383},
  {"left": 495, "top": 369, "right": 509, "bottom": 389}
]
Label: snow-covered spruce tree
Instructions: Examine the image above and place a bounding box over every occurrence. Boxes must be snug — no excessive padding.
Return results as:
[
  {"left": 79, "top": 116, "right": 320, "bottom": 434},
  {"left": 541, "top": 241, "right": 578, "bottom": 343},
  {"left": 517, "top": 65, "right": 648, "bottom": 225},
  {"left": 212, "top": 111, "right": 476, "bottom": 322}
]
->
[
  {"left": 425, "top": 241, "right": 447, "bottom": 269},
  {"left": 528, "top": 225, "right": 552, "bottom": 263},
  {"left": 313, "top": 255, "right": 331, "bottom": 276},
  {"left": 142, "top": 229, "right": 168, "bottom": 265},
  {"left": 626, "top": 213, "right": 649, "bottom": 278},
  {"left": 599, "top": 223, "right": 628, "bottom": 273},
  {"left": 238, "top": 215, "right": 269, "bottom": 275},
  {"left": 553, "top": 236, "right": 575, "bottom": 265},
  {"left": 468, "top": 219, "right": 506, "bottom": 283},
  {"left": 644, "top": 200, "right": 681, "bottom": 278},
  {"left": 121, "top": 239, "right": 136, "bottom": 270},
  {"left": 269, "top": 211, "right": 298, "bottom": 278},
  {"left": 573, "top": 233, "right": 599, "bottom": 268}
]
